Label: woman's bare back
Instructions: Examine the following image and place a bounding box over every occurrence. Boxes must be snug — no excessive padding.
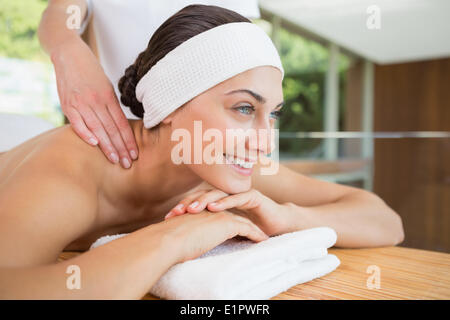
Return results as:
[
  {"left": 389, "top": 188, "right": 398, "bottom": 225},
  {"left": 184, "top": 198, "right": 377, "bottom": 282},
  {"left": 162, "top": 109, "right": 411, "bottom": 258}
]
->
[
  {"left": 0, "top": 124, "right": 201, "bottom": 259},
  {"left": 0, "top": 126, "right": 145, "bottom": 260}
]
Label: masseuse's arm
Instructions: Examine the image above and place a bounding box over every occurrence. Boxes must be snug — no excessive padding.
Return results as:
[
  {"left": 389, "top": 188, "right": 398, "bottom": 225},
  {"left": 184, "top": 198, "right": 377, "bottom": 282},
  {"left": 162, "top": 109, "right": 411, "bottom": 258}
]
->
[
  {"left": 38, "top": 0, "right": 139, "bottom": 169},
  {"left": 252, "top": 160, "right": 405, "bottom": 248}
]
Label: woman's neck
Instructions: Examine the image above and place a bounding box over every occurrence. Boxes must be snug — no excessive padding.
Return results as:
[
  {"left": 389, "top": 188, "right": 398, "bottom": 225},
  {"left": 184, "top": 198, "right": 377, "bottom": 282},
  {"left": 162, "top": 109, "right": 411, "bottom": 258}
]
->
[{"left": 101, "top": 120, "right": 202, "bottom": 210}]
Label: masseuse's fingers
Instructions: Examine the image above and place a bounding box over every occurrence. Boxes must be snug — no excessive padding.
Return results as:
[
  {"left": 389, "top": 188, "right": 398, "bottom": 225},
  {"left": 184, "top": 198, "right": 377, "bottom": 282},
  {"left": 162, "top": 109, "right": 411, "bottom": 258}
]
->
[
  {"left": 91, "top": 102, "right": 133, "bottom": 169},
  {"left": 65, "top": 106, "right": 99, "bottom": 146},
  {"left": 207, "top": 189, "right": 263, "bottom": 212},
  {"left": 185, "top": 189, "right": 229, "bottom": 214},
  {"left": 77, "top": 104, "right": 120, "bottom": 164},
  {"left": 105, "top": 93, "right": 139, "bottom": 161}
]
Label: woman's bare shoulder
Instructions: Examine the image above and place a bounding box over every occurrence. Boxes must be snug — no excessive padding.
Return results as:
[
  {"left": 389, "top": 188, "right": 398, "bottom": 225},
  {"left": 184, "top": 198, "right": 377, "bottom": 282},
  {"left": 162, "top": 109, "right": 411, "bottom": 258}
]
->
[{"left": 1, "top": 125, "right": 104, "bottom": 185}]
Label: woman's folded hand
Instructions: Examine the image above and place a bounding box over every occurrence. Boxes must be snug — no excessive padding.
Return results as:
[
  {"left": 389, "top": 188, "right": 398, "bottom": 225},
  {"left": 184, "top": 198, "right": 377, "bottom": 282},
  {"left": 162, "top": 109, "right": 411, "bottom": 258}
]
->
[
  {"left": 158, "top": 210, "right": 268, "bottom": 264},
  {"left": 165, "top": 188, "right": 294, "bottom": 236}
]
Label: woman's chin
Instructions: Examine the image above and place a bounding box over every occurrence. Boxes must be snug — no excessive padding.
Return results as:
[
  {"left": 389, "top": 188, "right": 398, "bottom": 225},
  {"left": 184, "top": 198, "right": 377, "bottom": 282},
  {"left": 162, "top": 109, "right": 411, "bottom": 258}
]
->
[
  {"left": 188, "top": 164, "right": 252, "bottom": 194},
  {"left": 215, "top": 179, "right": 251, "bottom": 195}
]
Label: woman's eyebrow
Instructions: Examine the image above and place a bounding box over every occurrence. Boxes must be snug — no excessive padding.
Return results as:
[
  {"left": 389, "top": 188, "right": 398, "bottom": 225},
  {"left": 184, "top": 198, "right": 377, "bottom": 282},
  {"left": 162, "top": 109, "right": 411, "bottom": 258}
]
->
[
  {"left": 225, "top": 89, "right": 266, "bottom": 103},
  {"left": 225, "top": 89, "right": 284, "bottom": 108}
]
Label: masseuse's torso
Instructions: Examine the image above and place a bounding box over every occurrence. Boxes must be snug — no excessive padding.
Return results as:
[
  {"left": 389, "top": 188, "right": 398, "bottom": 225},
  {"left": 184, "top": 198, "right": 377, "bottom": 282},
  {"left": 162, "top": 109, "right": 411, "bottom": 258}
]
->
[
  {"left": 0, "top": 123, "right": 189, "bottom": 251},
  {"left": 83, "top": 0, "right": 259, "bottom": 119}
]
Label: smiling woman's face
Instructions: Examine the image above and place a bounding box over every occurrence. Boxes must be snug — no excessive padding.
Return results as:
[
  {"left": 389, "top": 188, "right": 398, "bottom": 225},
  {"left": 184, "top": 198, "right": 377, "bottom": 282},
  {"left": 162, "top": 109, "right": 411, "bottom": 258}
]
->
[{"left": 167, "top": 66, "right": 284, "bottom": 194}]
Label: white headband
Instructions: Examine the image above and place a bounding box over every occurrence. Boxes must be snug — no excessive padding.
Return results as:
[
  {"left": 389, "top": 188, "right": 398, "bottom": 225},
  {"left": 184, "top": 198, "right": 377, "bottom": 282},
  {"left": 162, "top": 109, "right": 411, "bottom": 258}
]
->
[{"left": 135, "top": 22, "right": 284, "bottom": 129}]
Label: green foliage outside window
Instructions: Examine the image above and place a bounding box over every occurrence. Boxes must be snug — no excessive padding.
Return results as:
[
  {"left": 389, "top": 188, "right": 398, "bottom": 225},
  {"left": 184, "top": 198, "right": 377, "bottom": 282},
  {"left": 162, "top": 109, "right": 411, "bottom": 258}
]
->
[
  {"left": 0, "top": 0, "right": 48, "bottom": 61},
  {"left": 275, "top": 27, "right": 349, "bottom": 157}
]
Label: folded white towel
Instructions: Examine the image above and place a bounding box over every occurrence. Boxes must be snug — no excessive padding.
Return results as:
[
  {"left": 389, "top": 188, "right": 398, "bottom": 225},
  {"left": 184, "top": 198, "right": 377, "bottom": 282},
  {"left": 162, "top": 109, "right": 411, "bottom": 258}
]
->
[{"left": 90, "top": 227, "right": 340, "bottom": 300}]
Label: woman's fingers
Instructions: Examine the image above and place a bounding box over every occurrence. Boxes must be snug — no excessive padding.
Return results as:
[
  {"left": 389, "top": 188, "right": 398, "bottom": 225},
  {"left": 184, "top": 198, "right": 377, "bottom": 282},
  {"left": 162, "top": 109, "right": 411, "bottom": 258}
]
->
[
  {"left": 64, "top": 106, "right": 99, "bottom": 146},
  {"left": 207, "top": 189, "right": 262, "bottom": 212},
  {"left": 165, "top": 189, "right": 230, "bottom": 219},
  {"left": 185, "top": 189, "right": 229, "bottom": 213},
  {"left": 166, "top": 189, "right": 264, "bottom": 221},
  {"left": 165, "top": 190, "right": 209, "bottom": 219},
  {"left": 227, "top": 213, "right": 269, "bottom": 242},
  {"left": 105, "top": 94, "right": 139, "bottom": 160}
]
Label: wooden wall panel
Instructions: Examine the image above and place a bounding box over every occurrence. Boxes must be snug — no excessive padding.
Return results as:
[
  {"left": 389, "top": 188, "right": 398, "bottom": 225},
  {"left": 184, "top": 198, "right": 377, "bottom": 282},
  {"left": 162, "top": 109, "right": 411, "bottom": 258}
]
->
[{"left": 372, "top": 58, "right": 450, "bottom": 252}]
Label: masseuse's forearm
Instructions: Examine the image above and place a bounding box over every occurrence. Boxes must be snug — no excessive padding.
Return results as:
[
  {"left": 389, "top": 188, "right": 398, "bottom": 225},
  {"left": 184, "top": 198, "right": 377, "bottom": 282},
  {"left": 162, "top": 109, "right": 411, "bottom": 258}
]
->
[
  {"left": 284, "top": 191, "right": 405, "bottom": 248},
  {"left": 0, "top": 226, "right": 177, "bottom": 299},
  {"left": 38, "top": 0, "right": 87, "bottom": 56}
]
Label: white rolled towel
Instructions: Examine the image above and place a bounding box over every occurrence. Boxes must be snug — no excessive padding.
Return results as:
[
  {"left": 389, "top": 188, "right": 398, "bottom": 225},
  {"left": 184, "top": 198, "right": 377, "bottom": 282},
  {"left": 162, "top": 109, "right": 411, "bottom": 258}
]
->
[{"left": 90, "top": 227, "right": 340, "bottom": 300}]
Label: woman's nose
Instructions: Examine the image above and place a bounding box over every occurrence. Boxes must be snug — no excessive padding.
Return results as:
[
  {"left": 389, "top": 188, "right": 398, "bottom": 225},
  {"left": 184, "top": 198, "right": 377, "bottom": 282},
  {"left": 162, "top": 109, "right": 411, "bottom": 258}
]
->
[{"left": 248, "top": 118, "right": 275, "bottom": 155}]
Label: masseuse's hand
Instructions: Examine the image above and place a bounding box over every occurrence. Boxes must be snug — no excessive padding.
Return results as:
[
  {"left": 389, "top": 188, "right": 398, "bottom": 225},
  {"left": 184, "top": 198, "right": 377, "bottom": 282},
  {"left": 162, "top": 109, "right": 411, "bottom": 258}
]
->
[
  {"left": 157, "top": 210, "right": 268, "bottom": 263},
  {"left": 165, "top": 188, "right": 293, "bottom": 237},
  {"left": 51, "top": 38, "right": 138, "bottom": 168}
]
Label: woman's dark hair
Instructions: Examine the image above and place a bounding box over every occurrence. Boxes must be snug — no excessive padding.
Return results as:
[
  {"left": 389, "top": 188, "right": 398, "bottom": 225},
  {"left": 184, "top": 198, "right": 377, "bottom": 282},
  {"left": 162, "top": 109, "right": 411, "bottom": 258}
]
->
[{"left": 118, "top": 4, "right": 251, "bottom": 119}]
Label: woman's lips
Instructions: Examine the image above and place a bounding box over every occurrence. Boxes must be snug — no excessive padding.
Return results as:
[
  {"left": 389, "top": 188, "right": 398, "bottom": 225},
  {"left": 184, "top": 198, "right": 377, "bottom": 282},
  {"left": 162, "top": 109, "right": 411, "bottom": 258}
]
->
[
  {"left": 223, "top": 154, "right": 255, "bottom": 176},
  {"left": 229, "top": 163, "right": 253, "bottom": 176}
]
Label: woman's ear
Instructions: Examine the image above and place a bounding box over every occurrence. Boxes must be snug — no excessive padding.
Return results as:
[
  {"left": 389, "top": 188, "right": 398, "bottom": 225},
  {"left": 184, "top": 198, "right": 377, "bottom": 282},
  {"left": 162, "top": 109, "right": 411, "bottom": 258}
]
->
[
  {"left": 162, "top": 110, "right": 177, "bottom": 125},
  {"left": 162, "top": 105, "right": 184, "bottom": 125}
]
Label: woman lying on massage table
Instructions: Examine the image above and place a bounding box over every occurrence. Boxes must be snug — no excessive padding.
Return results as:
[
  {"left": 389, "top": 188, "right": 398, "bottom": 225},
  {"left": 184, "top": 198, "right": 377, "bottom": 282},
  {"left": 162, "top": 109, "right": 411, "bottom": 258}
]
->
[{"left": 0, "top": 5, "right": 404, "bottom": 299}]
